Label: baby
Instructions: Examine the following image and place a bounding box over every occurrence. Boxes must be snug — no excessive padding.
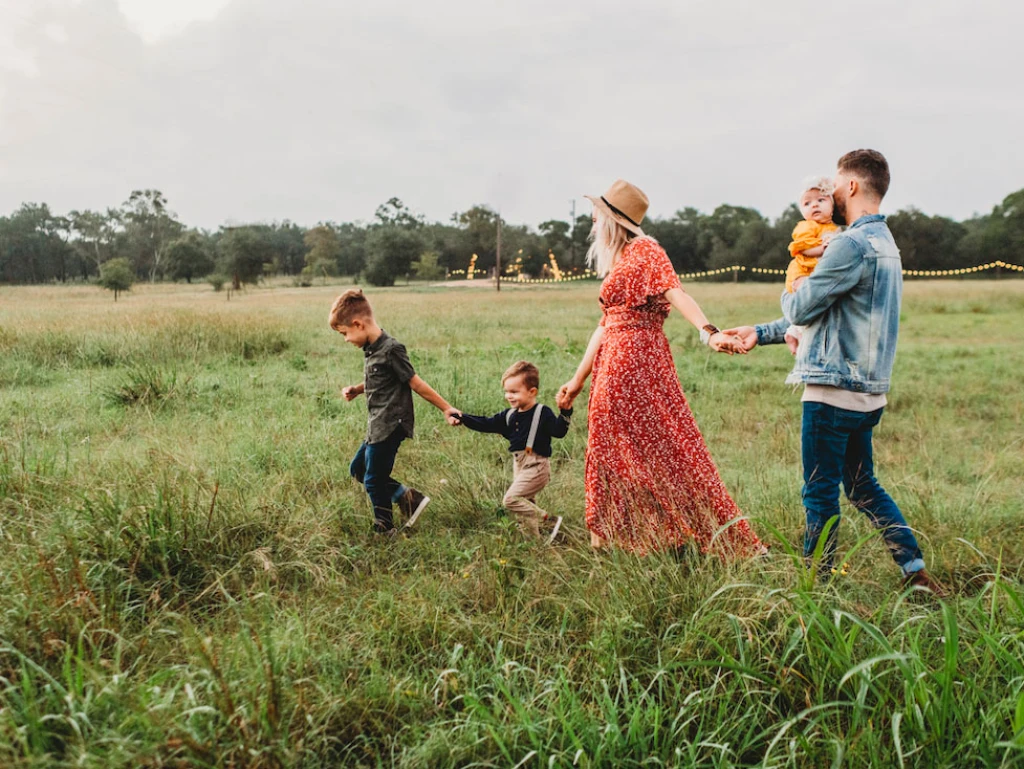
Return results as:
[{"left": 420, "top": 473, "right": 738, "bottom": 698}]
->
[{"left": 786, "top": 176, "right": 841, "bottom": 345}]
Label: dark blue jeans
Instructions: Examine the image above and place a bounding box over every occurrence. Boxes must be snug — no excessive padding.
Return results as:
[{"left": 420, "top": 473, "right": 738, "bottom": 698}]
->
[
  {"left": 801, "top": 402, "right": 924, "bottom": 576},
  {"left": 349, "top": 428, "right": 408, "bottom": 532}
]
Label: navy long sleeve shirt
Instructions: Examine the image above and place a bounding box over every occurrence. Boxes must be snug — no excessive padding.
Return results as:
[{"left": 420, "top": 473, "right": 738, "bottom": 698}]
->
[{"left": 458, "top": 404, "right": 572, "bottom": 457}]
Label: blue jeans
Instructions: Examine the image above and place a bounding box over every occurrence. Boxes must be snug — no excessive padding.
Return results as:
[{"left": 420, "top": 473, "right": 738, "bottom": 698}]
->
[
  {"left": 349, "top": 428, "right": 408, "bottom": 532},
  {"left": 801, "top": 402, "right": 924, "bottom": 576}
]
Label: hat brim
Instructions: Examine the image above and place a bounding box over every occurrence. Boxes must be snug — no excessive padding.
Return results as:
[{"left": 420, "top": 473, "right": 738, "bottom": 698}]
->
[{"left": 584, "top": 194, "right": 643, "bottom": 235}]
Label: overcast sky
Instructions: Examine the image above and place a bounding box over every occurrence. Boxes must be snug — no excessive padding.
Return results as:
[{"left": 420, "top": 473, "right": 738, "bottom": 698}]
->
[{"left": 0, "top": 0, "right": 1020, "bottom": 229}]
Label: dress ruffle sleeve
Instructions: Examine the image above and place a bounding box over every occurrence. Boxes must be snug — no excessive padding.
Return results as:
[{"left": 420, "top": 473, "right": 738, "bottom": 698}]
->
[{"left": 627, "top": 238, "right": 681, "bottom": 303}]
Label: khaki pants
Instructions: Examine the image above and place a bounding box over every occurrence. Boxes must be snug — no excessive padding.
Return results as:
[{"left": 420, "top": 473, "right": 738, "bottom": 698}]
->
[{"left": 503, "top": 452, "right": 551, "bottom": 538}]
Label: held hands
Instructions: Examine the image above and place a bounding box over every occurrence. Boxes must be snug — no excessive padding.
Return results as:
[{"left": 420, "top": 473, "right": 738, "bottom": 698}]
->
[
  {"left": 709, "top": 331, "right": 747, "bottom": 355},
  {"left": 722, "top": 326, "right": 758, "bottom": 353},
  {"left": 556, "top": 378, "right": 583, "bottom": 411},
  {"left": 444, "top": 407, "right": 463, "bottom": 427}
]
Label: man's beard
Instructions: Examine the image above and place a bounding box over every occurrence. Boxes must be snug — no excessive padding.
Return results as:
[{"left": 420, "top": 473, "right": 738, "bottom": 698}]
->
[{"left": 832, "top": 196, "right": 848, "bottom": 226}]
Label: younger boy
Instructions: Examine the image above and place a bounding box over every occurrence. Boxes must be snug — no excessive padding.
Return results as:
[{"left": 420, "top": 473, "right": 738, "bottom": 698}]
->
[
  {"left": 330, "top": 289, "right": 459, "bottom": 537},
  {"left": 451, "top": 361, "right": 571, "bottom": 543}
]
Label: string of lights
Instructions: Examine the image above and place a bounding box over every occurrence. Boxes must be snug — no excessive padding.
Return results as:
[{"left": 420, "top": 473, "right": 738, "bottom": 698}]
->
[{"left": 443, "top": 261, "right": 1023, "bottom": 283}]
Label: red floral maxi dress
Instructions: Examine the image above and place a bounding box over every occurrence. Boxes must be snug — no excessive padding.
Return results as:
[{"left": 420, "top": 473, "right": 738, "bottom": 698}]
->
[{"left": 585, "top": 237, "right": 764, "bottom": 557}]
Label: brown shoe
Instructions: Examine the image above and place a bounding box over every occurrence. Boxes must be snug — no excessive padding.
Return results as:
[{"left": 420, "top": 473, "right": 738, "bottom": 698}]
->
[
  {"left": 397, "top": 488, "right": 430, "bottom": 529},
  {"left": 903, "top": 569, "right": 947, "bottom": 598}
]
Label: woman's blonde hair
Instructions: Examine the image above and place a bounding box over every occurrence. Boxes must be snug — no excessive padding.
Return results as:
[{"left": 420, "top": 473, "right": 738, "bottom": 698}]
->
[{"left": 586, "top": 210, "right": 647, "bottom": 276}]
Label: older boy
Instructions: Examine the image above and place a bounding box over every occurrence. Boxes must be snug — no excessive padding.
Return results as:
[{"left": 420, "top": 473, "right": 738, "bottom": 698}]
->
[
  {"left": 452, "top": 360, "right": 571, "bottom": 543},
  {"left": 330, "top": 289, "right": 459, "bottom": 537}
]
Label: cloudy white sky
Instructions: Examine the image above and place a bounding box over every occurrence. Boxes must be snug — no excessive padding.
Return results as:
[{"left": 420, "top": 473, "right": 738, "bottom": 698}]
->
[{"left": 0, "top": 0, "right": 1020, "bottom": 229}]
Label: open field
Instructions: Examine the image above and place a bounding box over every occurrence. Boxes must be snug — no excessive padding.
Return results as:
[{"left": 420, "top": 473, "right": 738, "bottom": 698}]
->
[{"left": 1, "top": 278, "right": 1023, "bottom": 768}]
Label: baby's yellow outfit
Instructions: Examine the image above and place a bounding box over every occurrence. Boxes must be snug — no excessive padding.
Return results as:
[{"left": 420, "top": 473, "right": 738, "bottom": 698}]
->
[{"left": 786, "top": 220, "right": 840, "bottom": 292}]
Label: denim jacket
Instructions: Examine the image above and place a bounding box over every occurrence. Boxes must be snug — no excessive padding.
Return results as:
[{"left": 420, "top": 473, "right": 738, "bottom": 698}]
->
[{"left": 755, "top": 214, "right": 902, "bottom": 394}]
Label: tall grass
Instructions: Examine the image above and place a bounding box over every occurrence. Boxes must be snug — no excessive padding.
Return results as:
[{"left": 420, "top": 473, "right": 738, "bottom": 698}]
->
[{"left": 1, "top": 279, "right": 1022, "bottom": 767}]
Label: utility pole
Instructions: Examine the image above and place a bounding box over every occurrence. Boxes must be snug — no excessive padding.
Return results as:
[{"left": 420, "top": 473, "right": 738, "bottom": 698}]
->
[
  {"left": 569, "top": 199, "right": 576, "bottom": 268},
  {"left": 495, "top": 215, "right": 502, "bottom": 292}
]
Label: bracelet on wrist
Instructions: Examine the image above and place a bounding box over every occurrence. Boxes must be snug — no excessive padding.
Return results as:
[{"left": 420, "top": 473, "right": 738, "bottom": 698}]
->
[{"left": 699, "top": 324, "right": 720, "bottom": 346}]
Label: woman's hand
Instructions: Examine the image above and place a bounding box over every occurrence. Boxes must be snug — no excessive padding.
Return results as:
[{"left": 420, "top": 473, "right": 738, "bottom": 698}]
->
[{"left": 557, "top": 377, "right": 584, "bottom": 410}]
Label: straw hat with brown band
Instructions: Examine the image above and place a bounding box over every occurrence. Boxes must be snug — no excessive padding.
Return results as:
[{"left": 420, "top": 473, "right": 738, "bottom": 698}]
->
[
  {"left": 585, "top": 179, "right": 725, "bottom": 347},
  {"left": 584, "top": 179, "right": 649, "bottom": 235}
]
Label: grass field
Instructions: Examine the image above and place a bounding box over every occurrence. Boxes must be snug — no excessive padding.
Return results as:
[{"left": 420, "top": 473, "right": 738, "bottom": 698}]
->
[{"left": 1, "top": 278, "right": 1023, "bottom": 768}]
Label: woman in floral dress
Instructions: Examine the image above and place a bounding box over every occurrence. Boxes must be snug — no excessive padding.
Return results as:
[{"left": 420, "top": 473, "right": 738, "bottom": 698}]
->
[{"left": 557, "top": 180, "right": 765, "bottom": 557}]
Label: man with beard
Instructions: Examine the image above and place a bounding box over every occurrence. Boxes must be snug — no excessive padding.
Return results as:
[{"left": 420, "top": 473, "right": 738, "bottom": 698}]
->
[{"left": 726, "top": 149, "right": 942, "bottom": 593}]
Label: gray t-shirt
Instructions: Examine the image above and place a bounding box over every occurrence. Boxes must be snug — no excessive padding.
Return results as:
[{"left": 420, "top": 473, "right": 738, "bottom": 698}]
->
[{"left": 362, "top": 330, "right": 416, "bottom": 443}]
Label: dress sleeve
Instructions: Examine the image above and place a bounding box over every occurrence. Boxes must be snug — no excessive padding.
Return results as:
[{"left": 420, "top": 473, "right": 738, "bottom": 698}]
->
[
  {"left": 629, "top": 238, "right": 681, "bottom": 301},
  {"left": 789, "top": 221, "right": 821, "bottom": 258}
]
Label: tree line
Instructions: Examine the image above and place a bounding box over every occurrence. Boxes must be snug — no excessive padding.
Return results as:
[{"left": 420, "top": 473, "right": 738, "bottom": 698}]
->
[{"left": 2, "top": 188, "right": 1022, "bottom": 289}]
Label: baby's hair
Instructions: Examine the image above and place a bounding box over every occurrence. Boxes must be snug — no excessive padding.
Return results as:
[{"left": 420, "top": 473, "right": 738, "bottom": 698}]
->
[
  {"left": 329, "top": 289, "right": 374, "bottom": 329},
  {"left": 799, "top": 175, "right": 835, "bottom": 201},
  {"left": 502, "top": 360, "right": 540, "bottom": 390}
]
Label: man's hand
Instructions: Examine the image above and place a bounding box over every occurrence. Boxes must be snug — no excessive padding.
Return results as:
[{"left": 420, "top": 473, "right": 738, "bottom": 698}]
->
[
  {"left": 723, "top": 326, "right": 758, "bottom": 352},
  {"left": 444, "top": 407, "right": 463, "bottom": 426},
  {"left": 342, "top": 384, "right": 364, "bottom": 401},
  {"left": 557, "top": 378, "right": 583, "bottom": 410},
  {"left": 785, "top": 333, "right": 799, "bottom": 356}
]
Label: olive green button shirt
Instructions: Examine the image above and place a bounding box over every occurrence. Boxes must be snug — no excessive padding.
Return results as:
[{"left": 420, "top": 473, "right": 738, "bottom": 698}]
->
[{"left": 363, "top": 330, "right": 416, "bottom": 444}]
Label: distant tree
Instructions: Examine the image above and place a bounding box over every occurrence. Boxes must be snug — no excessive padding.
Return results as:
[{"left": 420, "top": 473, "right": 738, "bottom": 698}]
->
[
  {"left": 0, "top": 203, "right": 71, "bottom": 283},
  {"left": 538, "top": 219, "right": 571, "bottom": 262},
  {"left": 165, "top": 232, "right": 215, "bottom": 282},
  {"left": 364, "top": 225, "right": 425, "bottom": 286},
  {"left": 120, "top": 190, "right": 183, "bottom": 281},
  {"left": 888, "top": 208, "right": 967, "bottom": 271},
  {"left": 375, "top": 198, "right": 423, "bottom": 228},
  {"left": 303, "top": 225, "right": 341, "bottom": 283},
  {"left": 452, "top": 205, "right": 500, "bottom": 271},
  {"left": 411, "top": 250, "right": 445, "bottom": 281},
  {"left": 98, "top": 257, "right": 134, "bottom": 300},
  {"left": 335, "top": 222, "right": 369, "bottom": 276},
  {"left": 218, "top": 227, "right": 276, "bottom": 289},
  {"left": 571, "top": 213, "right": 593, "bottom": 270},
  {"left": 68, "top": 208, "right": 121, "bottom": 277},
  {"left": 267, "top": 221, "right": 307, "bottom": 274}
]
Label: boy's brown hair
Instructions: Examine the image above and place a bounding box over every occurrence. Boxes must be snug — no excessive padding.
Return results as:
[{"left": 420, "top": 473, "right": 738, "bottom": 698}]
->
[
  {"left": 837, "top": 149, "right": 890, "bottom": 200},
  {"left": 502, "top": 360, "right": 540, "bottom": 390},
  {"left": 329, "top": 289, "right": 374, "bottom": 329}
]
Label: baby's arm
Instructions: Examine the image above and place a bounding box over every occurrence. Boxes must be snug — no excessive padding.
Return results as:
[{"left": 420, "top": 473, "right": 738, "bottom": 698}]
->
[
  {"left": 342, "top": 383, "right": 364, "bottom": 401},
  {"left": 800, "top": 243, "right": 826, "bottom": 258}
]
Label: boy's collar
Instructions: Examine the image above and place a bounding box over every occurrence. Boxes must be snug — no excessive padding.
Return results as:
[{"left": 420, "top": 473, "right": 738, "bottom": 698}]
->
[{"left": 362, "top": 328, "right": 388, "bottom": 353}]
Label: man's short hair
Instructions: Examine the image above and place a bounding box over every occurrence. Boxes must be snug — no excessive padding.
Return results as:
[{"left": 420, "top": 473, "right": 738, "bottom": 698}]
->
[
  {"left": 837, "top": 149, "right": 890, "bottom": 200},
  {"left": 502, "top": 360, "right": 540, "bottom": 390},
  {"left": 329, "top": 289, "right": 373, "bottom": 329}
]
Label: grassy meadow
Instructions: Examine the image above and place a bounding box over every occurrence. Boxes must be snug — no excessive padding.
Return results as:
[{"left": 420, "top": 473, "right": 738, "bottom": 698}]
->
[{"left": 1, "top": 277, "right": 1023, "bottom": 768}]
